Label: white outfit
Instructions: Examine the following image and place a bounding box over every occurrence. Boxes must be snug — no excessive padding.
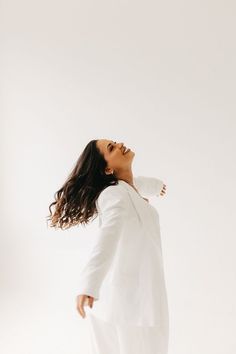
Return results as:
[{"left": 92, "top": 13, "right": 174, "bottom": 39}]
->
[
  {"left": 87, "top": 311, "right": 168, "bottom": 354},
  {"left": 76, "top": 176, "right": 169, "bottom": 353}
]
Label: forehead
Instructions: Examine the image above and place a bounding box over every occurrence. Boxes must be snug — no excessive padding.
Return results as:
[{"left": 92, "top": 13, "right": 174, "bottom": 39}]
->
[{"left": 97, "top": 139, "right": 113, "bottom": 152}]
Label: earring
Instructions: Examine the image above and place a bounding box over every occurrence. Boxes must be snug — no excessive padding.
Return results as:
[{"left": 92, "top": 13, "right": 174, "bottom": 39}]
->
[{"left": 105, "top": 170, "right": 114, "bottom": 175}]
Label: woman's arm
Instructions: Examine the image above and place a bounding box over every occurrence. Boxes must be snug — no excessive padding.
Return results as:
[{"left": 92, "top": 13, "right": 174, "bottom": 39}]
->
[
  {"left": 134, "top": 175, "right": 166, "bottom": 197},
  {"left": 76, "top": 185, "right": 128, "bottom": 301}
]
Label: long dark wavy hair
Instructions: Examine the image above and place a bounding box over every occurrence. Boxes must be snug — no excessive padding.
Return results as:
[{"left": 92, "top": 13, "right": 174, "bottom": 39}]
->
[{"left": 47, "top": 139, "right": 118, "bottom": 230}]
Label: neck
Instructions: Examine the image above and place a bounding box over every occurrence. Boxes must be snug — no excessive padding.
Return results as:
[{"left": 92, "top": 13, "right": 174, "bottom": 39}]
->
[{"left": 116, "top": 169, "right": 134, "bottom": 186}]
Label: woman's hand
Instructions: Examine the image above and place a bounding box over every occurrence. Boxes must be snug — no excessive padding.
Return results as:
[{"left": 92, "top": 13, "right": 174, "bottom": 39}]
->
[
  {"left": 160, "top": 184, "right": 166, "bottom": 196},
  {"left": 76, "top": 294, "right": 94, "bottom": 318}
]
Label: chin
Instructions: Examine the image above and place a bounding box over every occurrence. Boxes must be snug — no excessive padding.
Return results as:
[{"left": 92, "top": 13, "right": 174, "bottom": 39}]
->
[{"left": 130, "top": 151, "right": 135, "bottom": 157}]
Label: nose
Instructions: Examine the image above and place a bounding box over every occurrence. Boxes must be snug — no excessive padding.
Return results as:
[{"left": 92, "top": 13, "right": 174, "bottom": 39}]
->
[{"left": 114, "top": 142, "right": 125, "bottom": 151}]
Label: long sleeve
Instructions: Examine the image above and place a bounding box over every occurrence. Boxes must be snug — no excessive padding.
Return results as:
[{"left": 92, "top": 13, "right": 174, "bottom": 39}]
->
[
  {"left": 76, "top": 186, "right": 128, "bottom": 301},
  {"left": 133, "top": 175, "right": 165, "bottom": 197}
]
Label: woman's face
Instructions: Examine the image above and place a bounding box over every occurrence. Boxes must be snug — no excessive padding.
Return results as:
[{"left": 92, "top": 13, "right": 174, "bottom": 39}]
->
[{"left": 96, "top": 139, "right": 135, "bottom": 175}]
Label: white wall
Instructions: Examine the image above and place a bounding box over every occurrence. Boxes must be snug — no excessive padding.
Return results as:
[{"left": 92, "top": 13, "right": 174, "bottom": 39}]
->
[{"left": 1, "top": 1, "right": 236, "bottom": 353}]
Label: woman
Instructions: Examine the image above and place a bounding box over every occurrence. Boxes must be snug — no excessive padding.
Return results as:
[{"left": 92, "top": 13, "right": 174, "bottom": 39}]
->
[{"left": 48, "top": 139, "right": 168, "bottom": 354}]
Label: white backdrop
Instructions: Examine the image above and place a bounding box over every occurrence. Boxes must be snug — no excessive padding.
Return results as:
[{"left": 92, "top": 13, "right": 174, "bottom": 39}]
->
[{"left": 1, "top": 1, "right": 236, "bottom": 353}]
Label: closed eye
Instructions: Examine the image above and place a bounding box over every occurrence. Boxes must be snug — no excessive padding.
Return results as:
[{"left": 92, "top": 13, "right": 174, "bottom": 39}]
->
[{"left": 108, "top": 141, "right": 116, "bottom": 152}]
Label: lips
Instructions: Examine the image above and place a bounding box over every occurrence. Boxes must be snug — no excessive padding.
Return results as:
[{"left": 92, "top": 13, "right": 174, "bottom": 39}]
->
[{"left": 123, "top": 146, "right": 130, "bottom": 154}]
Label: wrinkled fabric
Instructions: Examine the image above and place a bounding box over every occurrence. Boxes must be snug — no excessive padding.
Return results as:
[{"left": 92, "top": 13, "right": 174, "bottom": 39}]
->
[{"left": 76, "top": 176, "right": 169, "bottom": 328}]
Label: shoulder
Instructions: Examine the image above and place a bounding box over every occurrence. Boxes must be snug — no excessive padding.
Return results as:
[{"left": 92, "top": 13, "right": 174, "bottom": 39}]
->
[
  {"left": 98, "top": 183, "right": 127, "bottom": 202},
  {"left": 96, "top": 184, "right": 129, "bottom": 211}
]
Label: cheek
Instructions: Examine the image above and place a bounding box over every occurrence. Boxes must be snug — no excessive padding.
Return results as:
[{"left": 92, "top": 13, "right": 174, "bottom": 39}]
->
[
  {"left": 116, "top": 151, "right": 124, "bottom": 160},
  {"left": 111, "top": 152, "right": 123, "bottom": 164}
]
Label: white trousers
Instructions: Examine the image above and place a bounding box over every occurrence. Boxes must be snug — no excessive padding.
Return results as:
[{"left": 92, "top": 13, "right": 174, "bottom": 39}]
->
[{"left": 87, "top": 312, "right": 169, "bottom": 354}]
